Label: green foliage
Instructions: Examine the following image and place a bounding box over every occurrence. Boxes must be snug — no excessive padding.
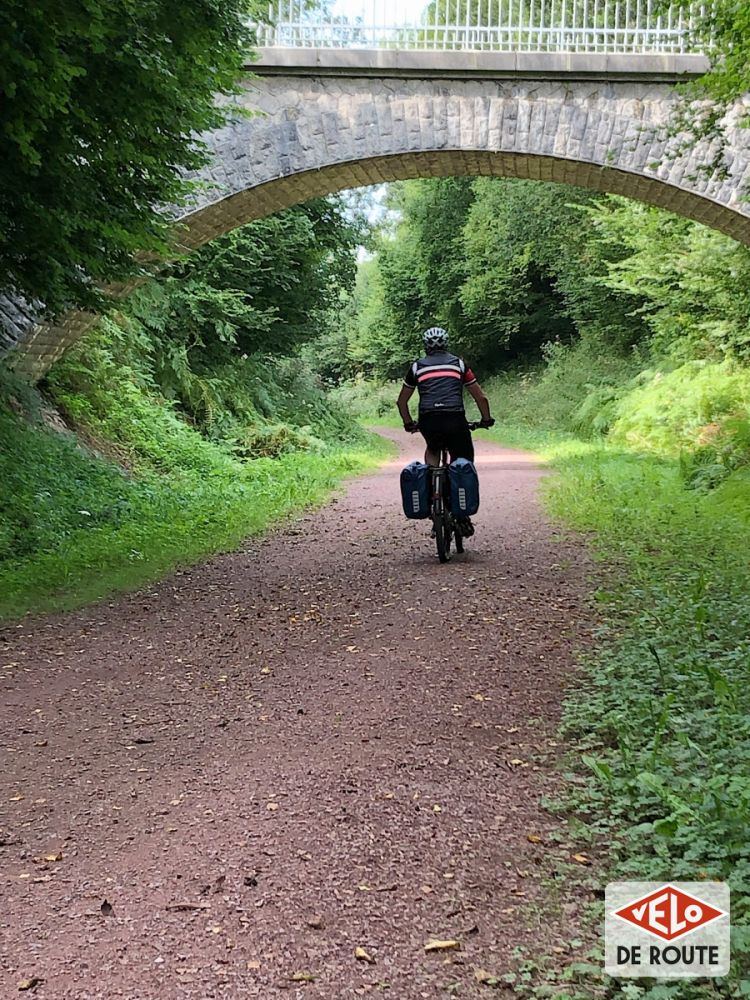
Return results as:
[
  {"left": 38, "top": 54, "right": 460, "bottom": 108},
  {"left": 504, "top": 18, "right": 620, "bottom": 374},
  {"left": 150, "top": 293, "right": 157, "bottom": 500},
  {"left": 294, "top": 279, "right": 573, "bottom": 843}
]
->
[
  {"left": 486, "top": 348, "right": 750, "bottom": 498},
  {"left": 545, "top": 440, "right": 750, "bottom": 997},
  {"left": 0, "top": 185, "right": 385, "bottom": 619},
  {"left": 329, "top": 376, "right": 402, "bottom": 422},
  {"left": 134, "top": 198, "right": 363, "bottom": 369},
  {"left": 609, "top": 360, "right": 750, "bottom": 457},
  {"left": 336, "top": 177, "right": 650, "bottom": 381},
  {"left": 585, "top": 199, "right": 750, "bottom": 361},
  {"left": 0, "top": 343, "right": 389, "bottom": 620},
  {"left": 0, "top": 0, "right": 259, "bottom": 313},
  {"left": 484, "top": 340, "right": 640, "bottom": 438}
]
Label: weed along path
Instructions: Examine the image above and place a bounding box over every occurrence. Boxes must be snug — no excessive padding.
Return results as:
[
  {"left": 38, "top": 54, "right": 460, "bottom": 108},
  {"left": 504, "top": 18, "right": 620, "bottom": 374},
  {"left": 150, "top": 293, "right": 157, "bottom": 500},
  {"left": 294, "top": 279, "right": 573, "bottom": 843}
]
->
[{"left": 0, "top": 429, "right": 593, "bottom": 999}]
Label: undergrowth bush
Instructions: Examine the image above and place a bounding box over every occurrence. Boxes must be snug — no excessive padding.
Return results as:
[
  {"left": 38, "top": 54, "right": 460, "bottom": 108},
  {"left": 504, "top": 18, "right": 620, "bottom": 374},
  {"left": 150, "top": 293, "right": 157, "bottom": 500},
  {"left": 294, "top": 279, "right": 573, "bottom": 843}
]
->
[
  {"left": 0, "top": 316, "right": 390, "bottom": 620},
  {"left": 484, "top": 340, "right": 639, "bottom": 438},
  {"left": 608, "top": 360, "right": 750, "bottom": 459},
  {"left": 487, "top": 346, "right": 750, "bottom": 498},
  {"left": 329, "top": 377, "right": 401, "bottom": 422}
]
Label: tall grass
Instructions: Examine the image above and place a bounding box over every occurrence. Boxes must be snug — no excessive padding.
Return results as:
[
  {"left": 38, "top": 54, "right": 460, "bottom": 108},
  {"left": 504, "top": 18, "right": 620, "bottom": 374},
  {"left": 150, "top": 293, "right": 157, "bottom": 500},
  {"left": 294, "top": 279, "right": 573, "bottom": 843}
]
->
[{"left": 0, "top": 356, "right": 392, "bottom": 621}]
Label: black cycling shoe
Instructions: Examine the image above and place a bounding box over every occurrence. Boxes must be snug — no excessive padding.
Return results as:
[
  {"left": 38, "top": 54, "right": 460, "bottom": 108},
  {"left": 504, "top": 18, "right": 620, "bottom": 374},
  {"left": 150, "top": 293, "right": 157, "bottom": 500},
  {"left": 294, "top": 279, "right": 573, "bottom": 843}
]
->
[{"left": 456, "top": 517, "right": 475, "bottom": 537}]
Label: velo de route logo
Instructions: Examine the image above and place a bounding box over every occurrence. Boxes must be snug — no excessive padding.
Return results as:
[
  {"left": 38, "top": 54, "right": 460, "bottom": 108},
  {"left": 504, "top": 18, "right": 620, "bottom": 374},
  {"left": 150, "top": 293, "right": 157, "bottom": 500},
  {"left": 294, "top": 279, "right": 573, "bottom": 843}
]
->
[{"left": 605, "top": 882, "right": 730, "bottom": 977}]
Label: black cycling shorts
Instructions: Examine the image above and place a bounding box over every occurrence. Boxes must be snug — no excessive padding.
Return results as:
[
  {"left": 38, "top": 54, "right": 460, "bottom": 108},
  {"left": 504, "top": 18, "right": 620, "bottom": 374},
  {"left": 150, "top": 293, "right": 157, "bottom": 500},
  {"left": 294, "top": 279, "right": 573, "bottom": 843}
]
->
[{"left": 418, "top": 411, "right": 474, "bottom": 462}]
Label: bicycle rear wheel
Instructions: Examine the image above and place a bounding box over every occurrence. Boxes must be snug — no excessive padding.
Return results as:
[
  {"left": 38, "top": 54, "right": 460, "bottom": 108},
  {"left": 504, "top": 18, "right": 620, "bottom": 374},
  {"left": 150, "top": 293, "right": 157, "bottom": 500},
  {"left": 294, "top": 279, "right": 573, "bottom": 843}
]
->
[{"left": 435, "top": 512, "right": 452, "bottom": 563}]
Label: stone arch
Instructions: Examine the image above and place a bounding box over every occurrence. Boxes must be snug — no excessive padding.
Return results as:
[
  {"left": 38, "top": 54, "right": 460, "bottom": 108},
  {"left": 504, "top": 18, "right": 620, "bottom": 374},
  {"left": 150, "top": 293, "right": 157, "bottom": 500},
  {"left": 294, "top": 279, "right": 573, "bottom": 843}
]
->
[{"left": 5, "top": 73, "right": 750, "bottom": 377}]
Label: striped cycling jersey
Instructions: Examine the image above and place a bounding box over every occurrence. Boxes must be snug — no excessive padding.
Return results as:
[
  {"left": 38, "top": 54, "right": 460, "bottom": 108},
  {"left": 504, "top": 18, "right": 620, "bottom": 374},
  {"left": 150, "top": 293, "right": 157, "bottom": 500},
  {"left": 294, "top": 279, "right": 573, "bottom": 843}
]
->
[{"left": 403, "top": 351, "right": 477, "bottom": 413}]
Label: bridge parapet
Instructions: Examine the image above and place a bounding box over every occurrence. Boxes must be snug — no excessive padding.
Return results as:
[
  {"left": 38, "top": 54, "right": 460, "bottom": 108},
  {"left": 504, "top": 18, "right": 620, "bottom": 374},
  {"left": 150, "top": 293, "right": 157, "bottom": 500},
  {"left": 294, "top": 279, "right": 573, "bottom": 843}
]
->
[{"left": 255, "top": 0, "right": 711, "bottom": 55}]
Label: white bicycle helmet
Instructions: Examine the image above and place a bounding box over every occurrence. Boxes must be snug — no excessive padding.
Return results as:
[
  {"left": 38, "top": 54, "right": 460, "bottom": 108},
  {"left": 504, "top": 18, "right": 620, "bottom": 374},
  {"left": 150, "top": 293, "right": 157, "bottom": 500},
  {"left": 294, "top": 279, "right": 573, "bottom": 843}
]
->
[{"left": 423, "top": 326, "right": 449, "bottom": 351}]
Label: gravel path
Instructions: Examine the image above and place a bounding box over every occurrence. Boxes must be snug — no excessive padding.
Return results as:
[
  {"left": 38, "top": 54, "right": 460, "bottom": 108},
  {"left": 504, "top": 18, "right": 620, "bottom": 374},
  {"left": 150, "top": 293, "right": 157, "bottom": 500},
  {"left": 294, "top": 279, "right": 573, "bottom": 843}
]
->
[{"left": 0, "top": 429, "right": 592, "bottom": 999}]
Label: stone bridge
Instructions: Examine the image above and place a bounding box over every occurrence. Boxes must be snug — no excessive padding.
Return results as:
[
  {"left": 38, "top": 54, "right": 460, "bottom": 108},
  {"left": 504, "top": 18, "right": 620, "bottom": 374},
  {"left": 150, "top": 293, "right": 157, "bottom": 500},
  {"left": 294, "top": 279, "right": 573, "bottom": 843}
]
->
[{"left": 5, "top": 49, "right": 750, "bottom": 379}]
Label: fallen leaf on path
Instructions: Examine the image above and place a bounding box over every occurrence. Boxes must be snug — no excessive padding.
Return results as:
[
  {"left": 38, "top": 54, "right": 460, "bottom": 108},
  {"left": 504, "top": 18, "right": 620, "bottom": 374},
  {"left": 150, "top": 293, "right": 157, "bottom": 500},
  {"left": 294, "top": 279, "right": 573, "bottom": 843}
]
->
[
  {"left": 355, "top": 947, "right": 375, "bottom": 964},
  {"left": 18, "top": 979, "right": 42, "bottom": 992},
  {"left": 527, "top": 834, "right": 542, "bottom": 843},
  {"left": 289, "top": 972, "right": 316, "bottom": 982},
  {"left": 44, "top": 852, "right": 63, "bottom": 862},
  {"left": 572, "top": 853, "right": 591, "bottom": 865},
  {"left": 474, "top": 968, "right": 502, "bottom": 987},
  {"left": 247, "top": 960, "right": 261, "bottom": 970},
  {"left": 424, "top": 939, "right": 461, "bottom": 952}
]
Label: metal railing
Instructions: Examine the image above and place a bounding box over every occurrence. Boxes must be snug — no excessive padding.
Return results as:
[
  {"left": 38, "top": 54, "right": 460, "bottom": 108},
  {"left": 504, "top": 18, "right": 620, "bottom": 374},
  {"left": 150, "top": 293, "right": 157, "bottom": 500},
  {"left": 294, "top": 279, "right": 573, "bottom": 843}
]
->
[{"left": 255, "top": 0, "right": 709, "bottom": 54}]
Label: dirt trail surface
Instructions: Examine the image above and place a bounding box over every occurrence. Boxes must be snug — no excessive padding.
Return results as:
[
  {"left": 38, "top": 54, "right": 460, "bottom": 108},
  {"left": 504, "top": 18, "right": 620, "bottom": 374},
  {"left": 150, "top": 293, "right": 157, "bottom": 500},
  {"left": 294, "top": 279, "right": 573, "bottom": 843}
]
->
[{"left": 0, "top": 430, "right": 592, "bottom": 999}]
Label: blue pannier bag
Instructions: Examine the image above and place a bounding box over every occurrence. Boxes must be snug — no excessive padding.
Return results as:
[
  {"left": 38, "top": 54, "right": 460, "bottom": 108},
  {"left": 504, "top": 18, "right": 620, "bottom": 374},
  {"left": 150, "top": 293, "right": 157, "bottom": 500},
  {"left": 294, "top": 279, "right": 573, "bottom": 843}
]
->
[
  {"left": 449, "top": 458, "right": 480, "bottom": 516},
  {"left": 400, "top": 461, "right": 430, "bottom": 519}
]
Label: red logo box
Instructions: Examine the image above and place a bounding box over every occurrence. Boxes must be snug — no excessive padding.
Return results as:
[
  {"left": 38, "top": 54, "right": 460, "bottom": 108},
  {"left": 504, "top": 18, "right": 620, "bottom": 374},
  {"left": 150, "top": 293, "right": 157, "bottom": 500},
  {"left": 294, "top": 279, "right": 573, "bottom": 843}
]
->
[{"left": 613, "top": 884, "right": 726, "bottom": 942}]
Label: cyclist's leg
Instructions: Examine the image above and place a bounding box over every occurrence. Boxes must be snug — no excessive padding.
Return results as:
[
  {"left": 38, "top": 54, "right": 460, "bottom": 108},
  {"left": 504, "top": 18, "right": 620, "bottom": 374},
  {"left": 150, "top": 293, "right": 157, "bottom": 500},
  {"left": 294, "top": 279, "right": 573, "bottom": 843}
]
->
[
  {"left": 445, "top": 415, "right": 476, "bottom": 536},
  {"left": 445, "top": 414, "right": 475, "bottom": 463},
  {"left": 418, "top": 412, "right": 443, "bottom": 466}
]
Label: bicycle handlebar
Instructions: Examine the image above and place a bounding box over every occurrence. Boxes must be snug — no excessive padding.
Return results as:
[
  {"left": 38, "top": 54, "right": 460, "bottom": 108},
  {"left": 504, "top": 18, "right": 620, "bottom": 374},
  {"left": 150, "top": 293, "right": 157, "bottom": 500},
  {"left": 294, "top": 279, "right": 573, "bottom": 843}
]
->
[{"left": 406, "top": 420, "right": 493, "bottom": 432}]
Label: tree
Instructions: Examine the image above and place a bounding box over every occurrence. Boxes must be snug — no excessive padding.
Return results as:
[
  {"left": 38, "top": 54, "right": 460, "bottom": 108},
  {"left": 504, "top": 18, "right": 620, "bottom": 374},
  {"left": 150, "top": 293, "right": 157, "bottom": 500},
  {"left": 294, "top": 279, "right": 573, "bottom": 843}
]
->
[
  {"left": 0, "top": 0, "right": 260, "bottom": 315},
  {"left": 586, "top": 197, "right": 750, "bottom": 361},
  {"left": 130, "top": 196, "right": 364, "bottom": 392}
]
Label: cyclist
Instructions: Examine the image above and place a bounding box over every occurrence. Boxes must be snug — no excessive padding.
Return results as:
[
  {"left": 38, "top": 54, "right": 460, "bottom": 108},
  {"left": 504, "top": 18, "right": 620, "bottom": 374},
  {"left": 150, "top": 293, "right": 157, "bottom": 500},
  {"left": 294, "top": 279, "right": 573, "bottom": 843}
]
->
[{"left": 396, "top": 326, "right": 494, "bottom": 534}]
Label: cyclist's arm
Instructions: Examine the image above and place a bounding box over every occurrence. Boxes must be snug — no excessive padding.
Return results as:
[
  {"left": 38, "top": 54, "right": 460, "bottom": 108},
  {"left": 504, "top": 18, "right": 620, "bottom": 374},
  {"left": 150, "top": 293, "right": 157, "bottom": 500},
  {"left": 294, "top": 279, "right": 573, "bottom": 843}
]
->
[
  {"left": 397, "top": 384, "right": 416, "bottom": 427},
  {"left": 467, "top": 381, "right": 492, "bottom": 422}
]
